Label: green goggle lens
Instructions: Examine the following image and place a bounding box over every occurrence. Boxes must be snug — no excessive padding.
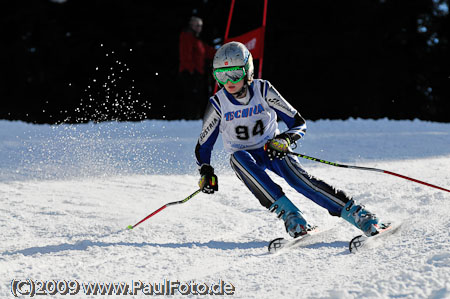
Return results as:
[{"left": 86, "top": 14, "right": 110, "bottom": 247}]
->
[{"left": 213, "top": 66, "right": 246, "bottom": 85}]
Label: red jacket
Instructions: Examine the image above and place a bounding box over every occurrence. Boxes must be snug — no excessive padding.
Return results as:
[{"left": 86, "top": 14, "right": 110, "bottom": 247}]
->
[{"left": 179, "top": 30, "right": 215, "bottom": 75}]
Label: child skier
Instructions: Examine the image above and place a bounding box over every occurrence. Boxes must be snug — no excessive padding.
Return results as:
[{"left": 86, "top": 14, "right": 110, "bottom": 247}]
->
[{"left": 195, "top": 41, "right": 385, "bottom": 238}]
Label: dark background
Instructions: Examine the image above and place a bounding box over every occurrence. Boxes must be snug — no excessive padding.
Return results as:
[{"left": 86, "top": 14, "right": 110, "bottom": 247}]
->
[{"left": 1, "top": 0, "right": 449, "bottom": 124}]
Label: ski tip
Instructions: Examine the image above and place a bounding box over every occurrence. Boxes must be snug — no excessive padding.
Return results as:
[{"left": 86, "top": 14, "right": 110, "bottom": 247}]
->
[
  {"left": 268, "top": 237, "right": 286, "bottom": 254},
  {"left": 126, "top": 225, "right": 134, "bottom": 230},
  {"left": 349, "top": 235, "right": 364, "bottom": 253}
]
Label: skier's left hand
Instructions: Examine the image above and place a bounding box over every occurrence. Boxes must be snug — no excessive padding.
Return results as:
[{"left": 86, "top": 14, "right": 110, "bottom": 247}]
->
[{"left": 264, "top": 133, "right": 292, "bottom": 160}]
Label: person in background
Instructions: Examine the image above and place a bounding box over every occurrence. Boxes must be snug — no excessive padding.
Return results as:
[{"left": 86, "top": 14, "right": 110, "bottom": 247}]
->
[{"left": 178, "top": 16, "right": 215, "bottom": 119}]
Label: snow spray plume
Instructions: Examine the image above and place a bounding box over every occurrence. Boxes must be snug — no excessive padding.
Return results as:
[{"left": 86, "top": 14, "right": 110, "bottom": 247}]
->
[
  {"left": 290, "top": 152, "right": 450, "bottom": 193},
  {"left": 66, "top": 44, "right": 152, "bottom": 124}
]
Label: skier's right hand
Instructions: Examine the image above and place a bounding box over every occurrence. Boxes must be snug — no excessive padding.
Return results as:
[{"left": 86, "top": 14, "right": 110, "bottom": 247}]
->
[{"left": 198, "top": 164, "right": 218, "bottom": 194}]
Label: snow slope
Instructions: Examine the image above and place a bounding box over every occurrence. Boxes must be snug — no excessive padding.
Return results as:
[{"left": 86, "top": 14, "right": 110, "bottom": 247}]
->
[{"left": 1, "top": 118, "right": 449, "bottom": 298}]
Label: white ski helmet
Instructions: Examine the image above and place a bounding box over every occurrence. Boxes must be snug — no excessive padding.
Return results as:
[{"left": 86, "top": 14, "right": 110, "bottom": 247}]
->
[{"left": 213, "top": 41, "right": 254, "bottom": 84}]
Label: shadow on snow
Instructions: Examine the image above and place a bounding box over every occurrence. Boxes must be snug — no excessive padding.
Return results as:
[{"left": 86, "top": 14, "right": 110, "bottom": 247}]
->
[
  {"left": 2, "top": 240, "right": 269, "bottom": 256},
  {"left": 2, "top": 239, "right": 352, "bottom": 257}
]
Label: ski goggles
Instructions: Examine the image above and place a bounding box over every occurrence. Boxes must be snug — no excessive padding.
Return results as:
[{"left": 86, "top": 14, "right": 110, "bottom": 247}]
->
[{"left": 213, "top": 66, "right": 246, "bottom": 85}]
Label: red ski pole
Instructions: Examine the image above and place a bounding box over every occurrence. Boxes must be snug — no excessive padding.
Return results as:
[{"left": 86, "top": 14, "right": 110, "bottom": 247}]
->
[
  {"left": 290, "top": 152, "right": 450, "bottom": 193},
  {"left": 127, "top": 189, "right": 202, "bottom": 230}
]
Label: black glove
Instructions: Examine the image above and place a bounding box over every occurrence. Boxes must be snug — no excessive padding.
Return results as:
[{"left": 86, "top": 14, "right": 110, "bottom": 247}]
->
[
  {"left": 264, "top": 133, "right": 292, "bottom": 161},
  {"left": 198, "top": 164, "right": 218, "bottom": 194}
]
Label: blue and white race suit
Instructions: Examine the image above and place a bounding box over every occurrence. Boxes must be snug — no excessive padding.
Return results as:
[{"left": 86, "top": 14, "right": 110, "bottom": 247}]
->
[{"left": 195, "top": 79, "right": 351, "bottom": 215}]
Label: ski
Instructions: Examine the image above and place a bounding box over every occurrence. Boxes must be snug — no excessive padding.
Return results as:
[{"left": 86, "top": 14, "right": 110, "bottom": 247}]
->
[
  {"left": 268, "top": 223, "right": 402, "bottom": 254},
  {"left": 268, "top": 226, "right": 324, "bottom": 254},
  {"left": 349, "top": 223, "right": 402, "bottom": 253}
]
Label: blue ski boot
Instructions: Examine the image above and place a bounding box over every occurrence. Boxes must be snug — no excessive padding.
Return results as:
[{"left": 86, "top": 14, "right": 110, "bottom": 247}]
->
[
  {"left": 270, "top": 195, "right": 311, "bottom": 238},
  {"left": 341, "top": 200, "right": 381, "bottom": 236}
]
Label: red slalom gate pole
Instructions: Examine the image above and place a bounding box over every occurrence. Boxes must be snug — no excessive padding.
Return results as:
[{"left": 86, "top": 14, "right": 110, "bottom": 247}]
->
[
  {"left": 224, "top": 0, "right": 235, "bottom": 41},
  {"left": 258, "top": 0, "right": 268, "bottom": 78},
  {"left": 213, "top": 0, "right": 236, "bottom": 94}
]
